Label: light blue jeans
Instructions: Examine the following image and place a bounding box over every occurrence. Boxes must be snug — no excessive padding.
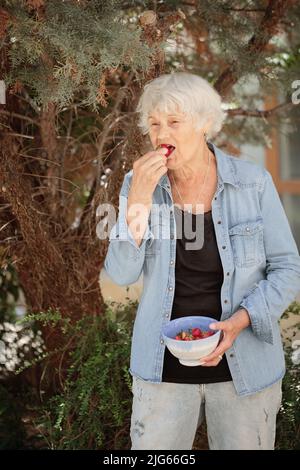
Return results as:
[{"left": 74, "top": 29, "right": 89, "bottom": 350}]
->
[{"left": 130, "top": 377, "right": 282, "bottom": 450}]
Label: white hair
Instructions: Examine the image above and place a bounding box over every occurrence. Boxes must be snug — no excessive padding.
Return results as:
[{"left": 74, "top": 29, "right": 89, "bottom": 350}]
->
[{"left": 136, "top": 72, "right": 226, "bottom": 139}]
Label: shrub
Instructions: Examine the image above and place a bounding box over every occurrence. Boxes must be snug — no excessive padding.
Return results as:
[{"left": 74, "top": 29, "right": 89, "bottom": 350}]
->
[
  {"left": 31, "top": 300, "right": 137, "bottom": 449},
  {"left": 276, "top": 301, "right": 300, "bottom": 450}
]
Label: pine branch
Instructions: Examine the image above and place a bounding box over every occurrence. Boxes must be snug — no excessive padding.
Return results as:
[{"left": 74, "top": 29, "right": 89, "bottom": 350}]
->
[
  {"left": 227, "top": 101, "right": 294, "bottom": 118},
  {"left": 214, "top": 0, "right": 297, "bottom": 97},
  {"left": 76, "top": 70, "right": 135, "bottom": 238},
  {"left": 0, "top": 109, "right": 39, "bottom": 126}
]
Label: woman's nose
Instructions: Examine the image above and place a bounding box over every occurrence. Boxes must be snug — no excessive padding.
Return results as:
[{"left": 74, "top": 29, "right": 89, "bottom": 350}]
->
[{"left": 157, "top": 127, "right": 171, "bottom": 140}]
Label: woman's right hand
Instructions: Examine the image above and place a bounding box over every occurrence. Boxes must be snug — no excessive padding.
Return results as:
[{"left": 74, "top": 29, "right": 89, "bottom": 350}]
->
[{"left": 128, "top": 146, "right": 169, "bottom": 204}]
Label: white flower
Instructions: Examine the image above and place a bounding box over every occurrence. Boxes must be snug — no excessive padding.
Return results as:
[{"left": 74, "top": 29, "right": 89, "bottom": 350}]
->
[
  {"left": 17, "top": 336, "right": 31, "bottom": 347},
  {"left": 6, "top": 361, "right": 16, "bottom": 372},
  {"left": 291, "top": 340, "right": 300, "bottom": 365},
  {"left": 14, "top": 324, "right": 24, "bottom": 333},
  {"left": 291, "top": 340, "right": 300, "bottom": 350},
  {"left": 0, "top": 354, "right": 6, "bottom": 363},
  {"left": 2, "top": 332, "right": 18, "bottom": 343},
  {"left": 3, "top": 322, "right": 16, "bottom": 332},
  {"left": 6, "top": 350, "right": 13, "bottom": 359},
  {"left": 291, "top": 349, "right": 300, "bottom": 365}
]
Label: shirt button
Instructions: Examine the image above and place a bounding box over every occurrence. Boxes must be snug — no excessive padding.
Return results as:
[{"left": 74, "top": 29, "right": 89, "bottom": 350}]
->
[
  {"left": 222, "top": 245, "right": 226, "bottom": 249},
  {"left": 217, "top": 220, "right": 221, "bottom": 224},
  {"left": 230, "top": 353, "right": 234, "bottom": 358},
  {"left": 116, "top": 234, "right": 119, "bottom": 238},
  {"left": 160, "top": 339, "right": 164, "bottom": 344},
  {"left": 226, "top": 272, "right": 230, "bottom": 276},
  {"left": 170, "top": 234, "right": 174, "bottom": 240},
  {"left": 169, "top": 286, "right": 173, "bottom": 291},
  {"left": 214, "top": 197, "right": 217, "bottom": 201},
  {"left": 224, "top": 299, "right": 228, "bottom": 304},
  {"left": 246, "top": 227, "right": 250, "bottom": 232},
  {"left": 165, "top": 313, "right": 170, "bottom": 318},
  {"left": 170, "top": 260, "right": 174, "bottom": 265}
]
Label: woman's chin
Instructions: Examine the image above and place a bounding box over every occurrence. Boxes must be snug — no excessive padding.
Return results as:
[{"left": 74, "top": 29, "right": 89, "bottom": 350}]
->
[{"left": 166, "top": 152, "right": 176, "bottom": 163}]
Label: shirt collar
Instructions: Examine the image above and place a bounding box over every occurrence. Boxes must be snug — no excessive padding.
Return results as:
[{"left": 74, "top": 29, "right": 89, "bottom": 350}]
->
[{"left": 158, "top": 140, "right": 239, "bottom": 189}]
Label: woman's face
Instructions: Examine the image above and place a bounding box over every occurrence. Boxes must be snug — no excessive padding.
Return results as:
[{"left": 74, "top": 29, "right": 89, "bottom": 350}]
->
[{"left": 147, "top": 107, "right": 206, "bottom": 170}]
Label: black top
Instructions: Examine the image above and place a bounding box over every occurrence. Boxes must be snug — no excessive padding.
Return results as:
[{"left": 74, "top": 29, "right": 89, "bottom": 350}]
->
[{"left": 162, "top": 205, "right": 233, "bottom": 384}]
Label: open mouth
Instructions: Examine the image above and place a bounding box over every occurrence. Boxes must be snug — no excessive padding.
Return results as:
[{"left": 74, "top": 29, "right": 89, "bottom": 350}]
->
[{"left": 157, "top": 143, "right": 176, "bottom": 157}]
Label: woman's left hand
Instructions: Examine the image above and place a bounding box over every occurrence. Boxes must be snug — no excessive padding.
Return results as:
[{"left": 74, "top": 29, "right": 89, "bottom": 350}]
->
[{"left": 199, "top": 308, "right": 251, "bottom": 367}]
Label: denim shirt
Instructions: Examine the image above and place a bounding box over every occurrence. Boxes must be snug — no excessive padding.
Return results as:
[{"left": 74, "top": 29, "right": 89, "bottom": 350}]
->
[{"left": 104, "top": 141, "right": 300, "bottom": 396}]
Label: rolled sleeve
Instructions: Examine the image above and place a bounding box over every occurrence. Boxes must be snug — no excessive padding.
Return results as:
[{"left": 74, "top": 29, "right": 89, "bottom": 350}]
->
[
  {"left": 111, "top": 194, "right": 155, "bottom": 253},
  {"left": 103, "top": 172, "right": 154, "bottom": 286}
]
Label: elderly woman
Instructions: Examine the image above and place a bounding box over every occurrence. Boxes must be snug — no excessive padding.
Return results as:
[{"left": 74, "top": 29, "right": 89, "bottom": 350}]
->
[{"left": 104, "top": 72, "right": 300, "bottom": 450}]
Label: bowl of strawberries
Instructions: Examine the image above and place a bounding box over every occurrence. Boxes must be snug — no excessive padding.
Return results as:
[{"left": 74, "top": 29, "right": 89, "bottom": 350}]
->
[{"left": 161, "top": 316, "right": 221, "bottom": 366}]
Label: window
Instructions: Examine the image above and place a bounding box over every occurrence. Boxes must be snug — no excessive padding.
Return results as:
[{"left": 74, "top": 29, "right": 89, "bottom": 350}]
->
[{"left": 265, "top": 96, "right": 300, "bottom": 250}]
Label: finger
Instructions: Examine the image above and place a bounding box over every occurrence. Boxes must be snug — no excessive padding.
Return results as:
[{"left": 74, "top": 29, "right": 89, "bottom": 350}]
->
[
  {"left": 146, "top": 148, "right": 169, "bottom": 161},
  {"left": 142, "top": 154, "right": 168, "bottom": 172},
  {"left": 209, "top": 321, "right": 228, "bottom": 331},
  {"left": 200, "top": 342, "right": 230, "bottom": 363},
  {"left": 153, "top": 162, "right": 168, "bottom": 176},
  {"left": 201, "top": 359, "right": 220, "bottom": 367}
]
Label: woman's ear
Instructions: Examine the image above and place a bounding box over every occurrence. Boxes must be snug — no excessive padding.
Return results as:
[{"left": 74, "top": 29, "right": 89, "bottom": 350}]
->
[{"left": 202, "top": 117, "right": 213, "bottom": 136}]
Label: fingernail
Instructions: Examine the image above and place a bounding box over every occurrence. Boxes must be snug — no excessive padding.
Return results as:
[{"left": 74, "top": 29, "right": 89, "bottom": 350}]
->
[{"left": 210, "top": 323, "right": 216, "bottom": 329}]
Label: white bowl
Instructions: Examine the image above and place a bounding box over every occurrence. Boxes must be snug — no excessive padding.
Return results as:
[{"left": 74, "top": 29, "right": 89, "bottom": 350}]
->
[{"left": 162, "top": 316, "right": 221, "bottom": 366}]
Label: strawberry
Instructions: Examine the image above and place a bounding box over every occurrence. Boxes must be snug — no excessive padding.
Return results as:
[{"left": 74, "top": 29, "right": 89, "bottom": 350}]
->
[
  {"left": 202, "top": 331, "right": 214, "bottom": 338},
  {"left": 158, "top": 143, "right": 175, "bottom": 158},
  {"left": 173, "top": 327, "right": 215, "bottom": 340},
  {"left": 192, "top": 327, "right": 202, "bottom": 338}
]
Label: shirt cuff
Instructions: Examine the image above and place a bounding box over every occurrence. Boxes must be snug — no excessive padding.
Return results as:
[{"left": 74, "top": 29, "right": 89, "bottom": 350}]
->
[
  {"left": 239, "top": 283, "right": 274, "bottom": 345},
  {"left": 109, "top": 196, "right": 155, "bottom": 252}
]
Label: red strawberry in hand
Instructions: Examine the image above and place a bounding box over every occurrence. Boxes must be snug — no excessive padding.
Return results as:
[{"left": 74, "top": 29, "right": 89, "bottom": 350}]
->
[{"left": 158, "top": 143, "right": 175, "bottom": 158}]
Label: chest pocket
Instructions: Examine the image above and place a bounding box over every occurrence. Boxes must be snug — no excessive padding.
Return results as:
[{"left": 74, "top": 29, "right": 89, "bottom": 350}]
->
[
  {"left": 228, "top": 219, "right": 265, "bottom": 268},
  {"left": 145, "top": 212, "right": 169, "bottom": 257}
]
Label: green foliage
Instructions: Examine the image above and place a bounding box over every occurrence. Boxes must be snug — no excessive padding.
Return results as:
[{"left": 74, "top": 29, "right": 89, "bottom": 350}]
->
[
  {"left": 276, "top": 301, "right": 300, "bottom": 449},
  {"left": 282, "top": 300, "right": 300, "bottom": 319},
  {"left": 17, "top": 307, "right": 66, "bottom": 329},
  {"left": 33, "top": 300, "right": 137, "bottom": 449},
  {"left": 276, "top": 347, "right": 300, "bottom": 450},
  {"left": 3, "top": 0, "right": 155, "bottom": 110}
]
